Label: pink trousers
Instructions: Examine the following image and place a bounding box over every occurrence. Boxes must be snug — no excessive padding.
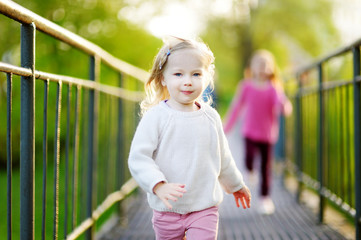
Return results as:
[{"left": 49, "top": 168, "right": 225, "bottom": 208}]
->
[{"left": 152, "top": 206, "right": 219, "bottom": 240}]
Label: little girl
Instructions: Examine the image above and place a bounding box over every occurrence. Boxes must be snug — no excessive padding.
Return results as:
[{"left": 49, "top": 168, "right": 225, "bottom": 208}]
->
[
  {"left": 128, "top": 36, "right": 251, "bottom": 240},
  {"left": 224, "top": 49, "right": 292, "bottom": 215}
]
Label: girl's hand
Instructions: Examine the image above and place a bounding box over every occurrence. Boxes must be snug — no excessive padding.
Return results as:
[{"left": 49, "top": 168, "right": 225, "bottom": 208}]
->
[
  {"left": 153, "top": 182, "right": 187, "bottom": 209},
  {"left": 233, "top": 186, "right": 251, "bottom": 209},
  {"left": 283, "top": 100, "right": 293, "bottom": 116}
]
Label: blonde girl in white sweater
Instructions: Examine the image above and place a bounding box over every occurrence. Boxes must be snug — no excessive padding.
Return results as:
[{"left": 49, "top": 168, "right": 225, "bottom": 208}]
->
[{"left": 128, "top": 36, "right": 251, "bottom": 240}]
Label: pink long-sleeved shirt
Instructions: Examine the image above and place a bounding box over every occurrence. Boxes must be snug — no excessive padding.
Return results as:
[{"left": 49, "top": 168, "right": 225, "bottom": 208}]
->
[{"left": 224, "top": 80, "right": 287, "bottom": 144}]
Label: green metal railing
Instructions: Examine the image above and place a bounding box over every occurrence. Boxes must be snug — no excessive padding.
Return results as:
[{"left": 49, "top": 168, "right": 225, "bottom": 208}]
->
[
  {"left": 0, "top": 0, "right": 147, "bottom": 239},
  {"left": 285, "top": 39, "right": 361, "bottom": 239}
]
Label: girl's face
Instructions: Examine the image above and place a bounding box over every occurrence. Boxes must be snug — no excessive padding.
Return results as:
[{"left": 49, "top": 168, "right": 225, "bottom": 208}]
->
[
  {"left": 162, "top": 48, "right": 208, "bottom": 112},
  {"left": 251, "top": 54, "right": 275, "bottom": 81}
]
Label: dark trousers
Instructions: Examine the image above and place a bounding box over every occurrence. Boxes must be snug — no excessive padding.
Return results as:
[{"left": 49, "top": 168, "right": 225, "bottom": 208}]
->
[{"left": 244, "top": 138, "right": 273, "bottom": 196}]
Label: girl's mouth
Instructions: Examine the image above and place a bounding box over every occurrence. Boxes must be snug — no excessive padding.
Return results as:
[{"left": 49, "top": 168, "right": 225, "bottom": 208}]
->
[{"left": 182, "top": 91, "right": 193, "bottom": 95}]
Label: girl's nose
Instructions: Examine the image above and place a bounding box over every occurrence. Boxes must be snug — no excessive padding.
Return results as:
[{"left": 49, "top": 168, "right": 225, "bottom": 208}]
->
[{"left": 183, "top": 76, "right": 192, "bottom": 86}]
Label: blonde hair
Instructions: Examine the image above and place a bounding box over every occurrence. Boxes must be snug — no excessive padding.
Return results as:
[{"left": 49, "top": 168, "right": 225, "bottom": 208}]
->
[
  {"left": 140, "top": 37, "right": 215, "bottom": 115},
  {"left": 250, "top": 49, "right": 283, "bottom": 91}
]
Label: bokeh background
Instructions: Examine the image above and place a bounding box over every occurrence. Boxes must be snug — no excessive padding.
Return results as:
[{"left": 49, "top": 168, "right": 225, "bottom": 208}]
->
[
  {"left": 1, "top": 0, "right": 360, "bottom": 114},
  {"left": 1, "top": 1, "right": 361, "bottom": 239}
]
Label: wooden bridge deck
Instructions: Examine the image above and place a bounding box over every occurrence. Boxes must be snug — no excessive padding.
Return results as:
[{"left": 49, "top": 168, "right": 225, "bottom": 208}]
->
[{"left": 99, "top": 127, "right": 348, "bottom": 240}]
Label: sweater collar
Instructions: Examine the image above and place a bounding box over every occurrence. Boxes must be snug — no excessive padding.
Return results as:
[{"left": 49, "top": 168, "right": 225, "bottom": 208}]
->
[{"left": 160, "top": 100, "right": 206, "bottom": 117}]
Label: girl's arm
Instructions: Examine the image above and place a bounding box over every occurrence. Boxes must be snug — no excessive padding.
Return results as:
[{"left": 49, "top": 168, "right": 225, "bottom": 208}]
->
[
  {"left": 215, "top": 110, "right": 246, "bottom": 194},
  {"left": 218, "top": 124, "right": 251, "bottom": 209},
  {"left": 223, "top": 80, "right": 245, "bottom": 133},
  {"left": 283, "top": 97, "right": 293, "bottom": 116},
  {"left": 128, "top": 111, "right": 167, "bottom": 194},
  {"left": 277, "top": 91, "right": 292, "bottom": 116},
  {"left": 128, "top": 110, "right": 187, "bottom": 209}
]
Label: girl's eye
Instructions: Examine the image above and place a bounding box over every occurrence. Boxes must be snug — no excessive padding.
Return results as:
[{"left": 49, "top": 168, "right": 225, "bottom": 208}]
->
[
  {"left": 193, "top": 73, "right": 201, "bottom": 77},
  {"left": 174, "top": 73, "right": 182, "bottom": 77}
]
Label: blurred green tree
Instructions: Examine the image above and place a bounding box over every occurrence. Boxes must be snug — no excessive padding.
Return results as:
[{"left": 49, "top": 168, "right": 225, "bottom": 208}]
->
[{"left": 0, "top": 0, "right": 160, "bottom": 167}]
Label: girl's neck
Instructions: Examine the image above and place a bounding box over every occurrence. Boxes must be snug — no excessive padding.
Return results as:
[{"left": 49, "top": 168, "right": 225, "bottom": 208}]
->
[
  {"left": 165, "top": 100, "right": 200, "bottom": 112},
  {"left": 252, "top": 77, "right": 269, "bottom": 88}
]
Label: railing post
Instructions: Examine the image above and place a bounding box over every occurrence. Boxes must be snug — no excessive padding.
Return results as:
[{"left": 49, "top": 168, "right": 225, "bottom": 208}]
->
[
  {"left": 64, "top": 84, "right": 72, "bottom": 237},
  {"left": 117, "top": 73, "right": 125, "bottom": 190},
  {"left": 86, "top": 55, "right": 100, "bottom": 240},
  {"left": 71, "top": 85, "right": 81, "bottom": 230},
  {"left": 277, "top": 115, "right": 285, "bottom": 160},
  {"left": 41, "top": 79, "right": 49, "bottom": 240},
  {"left": 116, "top": 73, "right": 125, "bottom": 218},
  {"left": 317, "top": 63, "right": 325, "bottom": 223},
  {"left": 53, "top": 81, "right": 62, "bottom": 240},
  {"left": 135, "top": 81, "right": 141, "bottom": 124},
  {"left": 7, "top": 73, "right": 13, "bottom": 240},
  {"left": 352, "top": 46, "right": 361, "bottom": 240},
  {"left": 295, "top": 74, "right": 303, "bottom": 203},
  {"left": 20, "top": 22, "right": 35, "bottom": 240}
]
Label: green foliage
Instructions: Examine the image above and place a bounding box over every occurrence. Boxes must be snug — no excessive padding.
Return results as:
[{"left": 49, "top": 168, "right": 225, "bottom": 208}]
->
[
  {"left": 200, "top": 0, "right": 340, "bottom": 115},
  {"left": 1, "top": 0, "right": 161, "bottom": 78},
  {"left": 0, "top": 0, "right": 162, "bottom": 167},
  {"left": 250, "top": 0, "right": 339, "bottom": 57}
]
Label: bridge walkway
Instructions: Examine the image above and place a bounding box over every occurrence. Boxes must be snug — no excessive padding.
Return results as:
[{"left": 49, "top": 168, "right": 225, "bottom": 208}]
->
[{"left": 100, "top": 130, "right": 348, "bottom": 240}]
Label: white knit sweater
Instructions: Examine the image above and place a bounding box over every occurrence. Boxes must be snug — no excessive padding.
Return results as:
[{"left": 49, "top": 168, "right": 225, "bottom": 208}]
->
[{"left": 128, "top": 101, "right": 245, "bottom": 214}]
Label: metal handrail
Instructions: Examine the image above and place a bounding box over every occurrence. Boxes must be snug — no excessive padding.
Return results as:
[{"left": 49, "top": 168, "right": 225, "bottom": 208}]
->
[
  {"left": 0, "top": 62, "right": 144, "bottom": 102},
  {"left": 67, "top": 178, "right": 138, "bottom": 240},
  {"left": 0, "top": 1, "right": 145, "bottom": 239},
  {"left": 297, "top": 38, "right": 361, "bottom": 74},
  {"left": 0, "top": 0, "right": 149, "bottom": 82},
  {"left": 287, "top": 37, "right": 361, "bottom": 239}
]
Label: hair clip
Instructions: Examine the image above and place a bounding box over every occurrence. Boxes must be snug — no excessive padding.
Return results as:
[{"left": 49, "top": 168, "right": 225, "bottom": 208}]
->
[{"left": 159, "top": 49, "right": 171, "bottom": 70}]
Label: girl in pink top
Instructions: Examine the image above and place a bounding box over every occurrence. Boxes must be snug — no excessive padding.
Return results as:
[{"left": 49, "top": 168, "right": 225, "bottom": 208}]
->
[{"left": 224, "top": 50, "right": 292, "bottom": 215}]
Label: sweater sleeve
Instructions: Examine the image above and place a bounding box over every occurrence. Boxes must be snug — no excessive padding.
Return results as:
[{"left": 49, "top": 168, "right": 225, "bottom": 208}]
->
[
  {"left": 223, "top": 80, "right": 246, "bottom": 133},
  {"left": 128, "top": 108, "right": 168, "bottom": 194},
  {"left": 213, "top": 109, "right": 246, "bottom": 194},
  {"left": 277, "top": 90, "right": 293, "bottom": 116}
]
